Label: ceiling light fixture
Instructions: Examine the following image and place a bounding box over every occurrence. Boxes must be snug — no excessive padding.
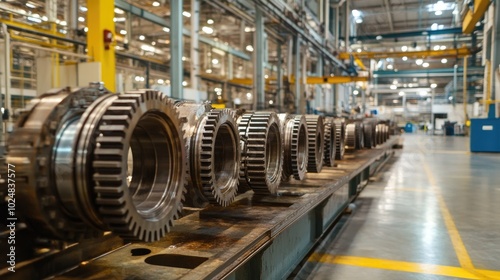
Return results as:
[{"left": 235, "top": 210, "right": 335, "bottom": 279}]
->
[
  {"left": 202, "top": 26, "right": 214, "bottom": 34},
  {"left": 390, "top": 85, "right": 397, "bottom": 90},
  {"left": 163, "top": 27, "right": 170, "bottom": 32},
  {"left": 26, "top": 2, "right": 36, "bottom": 8},
  {"left": 431, "top": 83, "right": 437, "bottom": 88},
  {"left": 152, "top": 1, "right": 160, "bottom": 6},
  {"left": 441, "top": 58, "right": 448, "bottom": 64},
  {"left": 401, "top": 46, "right": 408, "bottom": 52},
  {"left": 207, "top": 19, "right": 214, "bottom": 24},
  {"left": 399, "top": 91, "right": 405, "bottom": 96},
  {"left": 139, "top": 35, "right": 145, "bottom": 40},
  {"left": 402, "top": 56, "right": 408, "bottom": 61},
  {"left": 78, "top": 17, "right": 85, "bottom": 22},
  {"left": 353, "top": 90, "right": 359, "bottom": 95},
  {"left": 246, "top": 45, "right": 254, "bottom": 52},
  {"left": 416, "top": 59, "right": 424, "bottom": 65},
  {"left": 114, "top": 8, "right": 124, "bottom": 14},
  {"left": 422, "top": 62, "right": 430, "bottom": 67},
  {"left": 182, "top": 11, "right": 191, "bottom": 17}
]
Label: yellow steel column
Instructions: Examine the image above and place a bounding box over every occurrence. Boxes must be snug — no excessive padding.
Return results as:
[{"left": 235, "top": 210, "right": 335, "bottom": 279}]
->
[{"left": 86, "top": 0, "right": 116, "bottom": 91}]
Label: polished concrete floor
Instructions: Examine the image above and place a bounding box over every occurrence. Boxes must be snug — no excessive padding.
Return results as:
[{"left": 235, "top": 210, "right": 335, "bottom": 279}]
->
[{"left": 297, "top": 134, "right": 500, "bottom": 279}]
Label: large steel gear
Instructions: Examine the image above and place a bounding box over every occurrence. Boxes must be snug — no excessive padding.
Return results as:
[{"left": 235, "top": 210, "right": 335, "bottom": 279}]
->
[
  {"left": 305, "top": 115, "right": 324, "bottom": 173},
  {"left": 354, "top": 122, "right": 365, "bottom": 150},
  {"left": 191, "top": 109, "right": 241, "bottom": 207},
  {"left": 334, "top": 118, "right": 346, "bottom": 160},
  {"left": 323, "top": 117, "right": 336, "bottom": 167},
  {"left": 363, "top": 122, "right": 374, "bottom": 149},
  {"left": 345, "top": 123, "right": 357, "bottom": 150},
  {"left": 92, "top": 90, "right": 187, "bottom": 242},
  {"left": 6, "top": 85, "right": 110, "bottom": 241},
  {"left": 238, "top": 112, "right": 283, "bottom": 194},
  {"left": 279, "top": 114, "right": 308, "bottom": 181},
  {"left": 375, "top": 124, "right": 383, "bottom": 145}
]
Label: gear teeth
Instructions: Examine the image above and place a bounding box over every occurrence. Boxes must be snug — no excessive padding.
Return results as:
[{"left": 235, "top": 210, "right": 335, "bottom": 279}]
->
[
  {"left": 191, "top": 109, "right": 240, "bottom": 207},
  {"left": 92, "top": 90, "right": 187, "bottom": 242},
  {"left": 345, "top": 123, "right": 357, "bottom": 150},
  {"left": 238, "top": 112, "right": 283, "bottom": 194},
  {"left": 305, "top": 115, "right": 324, "bottom": 173},
  {"left": 323, "top": 117, "right": 336, "bottom": 167},
  {"left": 334, "top": 118, "right": 346, "bottom": 160},
  {"left": 279, "top": 114, "right": 309, "bottom": 181}
]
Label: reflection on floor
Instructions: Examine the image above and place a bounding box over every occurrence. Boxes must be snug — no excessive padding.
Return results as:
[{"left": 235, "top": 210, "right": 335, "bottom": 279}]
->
[{"left": 295, "top": 134, "right": 500, "bottom": 280}]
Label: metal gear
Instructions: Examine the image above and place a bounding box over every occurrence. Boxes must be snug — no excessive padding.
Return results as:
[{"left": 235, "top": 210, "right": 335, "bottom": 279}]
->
[
  {"left": 355, "top": 122, "right": 365, "bottom": 150},
  {"left": 238, "top": 112, "right": 283, "bottom": 194},
  {"left": 305, "top": 115, "right": 324, "bottom": 173},
  {"left": 190, "top": 109, "right": 241, "bottom": 207},
  {"left": 92, "top": 90, "right": 187, "bottom": 242},
  {"left": 279, "top": 114, "right": 308, "bottom": 181},
  {"left": 323, "top": 117, "right": 336, "bottom": 167},
  {"left": 6, "top": 84, "right": 110, "bottom": 241},
  {"left": 375, "top": 124, "right": 382, "bottom": 145},
  {"left": 363, "top": 122, "right": 374, "bottom": 149},
  {"left": 345, "top": 123, "right": 357, "bottom": 150},
  {"left": 334, "top": 118, "right": 346, "bottom": 160}
]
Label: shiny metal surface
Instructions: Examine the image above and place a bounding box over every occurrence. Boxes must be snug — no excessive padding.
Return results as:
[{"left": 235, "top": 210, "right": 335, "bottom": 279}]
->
[
  {"left": 92, "top": 90, "right": 187, "bottom": 242},
  {"left": 190, "top": 109, "right": 241, "bottom": 206},
  {"left": 305, "top": 115, "right": 325, "bottom": 173},
  {"left": 279, "top": 113, "right": 309, "bottom": 181},
  {"left": 345, "top": 123, "right": 357, "bottom": 150},
  {"left": 238, "top": 112, "right": 283, "bottom": 194},
  {"left": 334, "top": 118, "right": 346, "bottom": 160},
  {"left": 323, "top": 117, "right": 336, "bottom": 167}
]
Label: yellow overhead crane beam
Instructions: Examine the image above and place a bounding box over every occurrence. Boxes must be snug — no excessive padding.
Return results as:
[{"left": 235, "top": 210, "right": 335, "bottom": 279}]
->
[
  {"left": 338, "top": 47, "right": 472, "bottom": 60},
  {"left": 222, "top": 76, "right": 369, "bottom": 85},
  {"left": 463, "top": 0, "right": 491, "bottom": 34}
]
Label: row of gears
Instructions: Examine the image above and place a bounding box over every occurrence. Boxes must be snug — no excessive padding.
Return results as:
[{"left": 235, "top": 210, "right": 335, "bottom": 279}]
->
[{"left": 4, "top": 85, "right": 392, "bottom": 243}]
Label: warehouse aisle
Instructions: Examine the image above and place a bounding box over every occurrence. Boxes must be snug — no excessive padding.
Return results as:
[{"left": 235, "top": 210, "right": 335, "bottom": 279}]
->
[{"left": 297, "top": 134, "right": 500, "bottom": 279}]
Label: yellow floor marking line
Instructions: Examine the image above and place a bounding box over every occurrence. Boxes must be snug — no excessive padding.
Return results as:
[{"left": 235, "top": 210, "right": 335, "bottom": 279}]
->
[
  {"left": 420, "top": 156, "right": 475, "bottom": 270},
  {"left": 308, "top": 254, "right": 481, "bottom": 279}
]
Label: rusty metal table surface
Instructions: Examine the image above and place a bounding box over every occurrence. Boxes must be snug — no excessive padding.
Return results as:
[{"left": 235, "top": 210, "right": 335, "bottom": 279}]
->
[{"left": 53, "top": 139, "right": 397, "bottom": 280}]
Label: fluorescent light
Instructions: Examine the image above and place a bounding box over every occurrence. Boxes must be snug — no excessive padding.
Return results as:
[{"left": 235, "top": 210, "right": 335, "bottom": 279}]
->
[
  {"left": 139, "top": 35, "right": 145, "bottom": 40},
  {"left": 60, "top": 20, "right": 67, "bottom": 26},
  {"left": 440, "top": 45, "right": 446, "bottom": 50},
  {"left": 84, "top": 27, "right": 88, "bottom": 32},
  {"left": 41, "top": 16, "right": 48, "bottom": 21},
  {"left": 246, "top": 45, "right": 254, "bottom": 52},
  {"left": 422, "top": 62, "right": 430, "bottom": 67},
  {"left": 27, "top": 17, "right": 42, "bottom": 23},
  {"left": 408, "top": 83, "right": 413, "bottom": 88},
  {"left": 140, "top": 44, "right": 155, "bottom": 52},
  {"left": 157, "top": 79, "right": 164, "bottom": 84},
  {"left": 352, "top": 9, "right": 362, "bottom": 17},
  {"left": 401, "top": 46, "right": 408, "bottom": 52},
  {"left": 416, "top": 59, "right": 423, "bottom": 65},
  {"left": 120, "top": 30, "right": 127, "bottom": 35},
  {"left": 182, "top": 11, "right": 191, "bottom": 17},
  {"left": 390, "top": 85, "right": 397, "bottom": 90},
  {"left": 152, "top": 1, "right": 160, "bottom": 6},
  {"left": 182, "top": 81, "right": 188, "bottom": 86},
  {"left": 376, "top": 35, "right": 383, "bottom": 40},
  {"left": 202, "top": 26, "right": 214, "bottom": 34},
  {"left": 433, "top": 45, "right": 440, "bottom": 51},
  {"left": 357, "top": 48, "right": 362, "bottom": 53},
  {"left": 435, "top": 10, "right": 442, "bottom": 15},
  {"left": 399, "top": 91, "right": 405, "bottom": 96},
  {"left": 355, "top": 18, "right": 363, "bottom": 24},
  {"left": 78, "top": 17, "right": 85, "bottom": 22},
  {"left": 182, "top": 56, "right": 186, "bottom": 61},
  {"left": 353, "top": 90, "right": 359, "bottom": 95},
  {"left": 264, "top": 74, "right": 269, "bottom": 79},
  {"left": 212, "top": 58, "right": 219, "bottom": 65},
  {"left": 402, "top": 56, "right": 408, "bottom": 61},
  {"left": 151, "top": 41, "right": 156, "bottom": 46},
  {"left": 163, "top": 27, "right": 170, "bottom": 32},
  {"left": 114, "top": 8, "right": 124, "bottom": 14},
  {"left": 387, "top": 64, "right": 394, "bottom": 70},
  {"left": 80, "top": 6, "right": 87, "bottom": 12},
  {"left": 206, "top": 69, "right": 213, "bottom": 73},
  {"left": 449, "top": 96, "right": 453, "bottom": 100},
  {"left": 114, "top": 17, "right": 126, "bottom": 22},
  {"left": 26, "top": 3, "right": 36, "bottom": 8},
  {"left": 441, "top": 58, "right": 448, "bottom": 64},
  {"left": 431, "top": 23, "right": 438, "bottom": 30},
  {"left": 269, "top": 100, "right": 274, "bottom": 105},
  {"left": 244, "top": 27, "right": 255, "bottom": 32},
  {"left": 431, "top": 83, "right": 437, "bottom": 88},
  {"left": 207, "top": 19, "right": 214, "bottom": 24}
]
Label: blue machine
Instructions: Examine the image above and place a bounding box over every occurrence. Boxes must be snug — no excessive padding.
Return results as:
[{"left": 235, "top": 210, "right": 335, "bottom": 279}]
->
[{"left": 470, "top": 104, "right": 500, "bottom": 152}]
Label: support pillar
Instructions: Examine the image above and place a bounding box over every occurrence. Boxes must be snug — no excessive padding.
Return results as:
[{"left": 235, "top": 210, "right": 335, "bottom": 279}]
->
[
  {"left": 491, "top": 0, "right": 500, "bottom": 103},
  {"left": 277, "top": 43, "right": 283, "bottom": 111},
  {"left": 345, "top": 0, "right": 350, "bottom": 50},
  {"left": 294, "top": 35, "right": 302, "bottom": 114},
  {"left": 87, "top": 0, "right": 116, "bottom": 91},
  {"left": 254, "top": 7, "right": 265, "bottom": 110},
  {"left": 190, "top": 0, "right": 200, "bottom": 91},
  {"left": 170, "top": 0, "right": 183, "bottom": 98}
]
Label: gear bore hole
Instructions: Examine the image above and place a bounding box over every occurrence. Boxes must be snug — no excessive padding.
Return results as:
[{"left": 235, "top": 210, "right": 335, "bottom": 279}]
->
[
  {"left": 213, "top": 124, "right": 238, "bottom": 193},
  {"left": 128, "top": 112, "right": 182, "bottom": 220},
  {"left": 297, "top": 125, "right": 307, "bottom": 170},
  {"left": 266, "top": 123, "right": 281, "bottom": 182}
]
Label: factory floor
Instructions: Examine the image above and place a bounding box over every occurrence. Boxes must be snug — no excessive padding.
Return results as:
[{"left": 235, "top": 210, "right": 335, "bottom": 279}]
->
[{"left": 296, "top": 134, "right": 500, "bottom": 279}]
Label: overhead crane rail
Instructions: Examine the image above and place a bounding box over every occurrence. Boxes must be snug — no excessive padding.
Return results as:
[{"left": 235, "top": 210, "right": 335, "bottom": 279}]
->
[{"left": 339, "top": 47, "right": 473, "bottom": 60}]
